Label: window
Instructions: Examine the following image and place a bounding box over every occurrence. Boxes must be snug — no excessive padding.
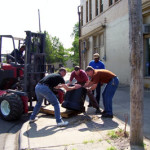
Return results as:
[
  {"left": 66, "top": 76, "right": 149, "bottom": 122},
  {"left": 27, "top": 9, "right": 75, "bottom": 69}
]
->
[
  {"left": 95, "top": 0, "right": 98, "bottom": 16},
  {"left": 93, "top": 36, "right": 98, "bottom": 54},
  {"left": 81, "top": 6, "right": 83, "bottom": 26},
  {"left": 145, "top": 38, "right": 150, "bottom": 76},
  {"left": 99, "top": 34, "right": 104, "bottom": 47},
  {"left": 100, "top": 0, "right": 103, "bottom": 13},
  {"left": 109, "top": 0, "right": 113, "bottom": 6},
  {"left": 89, "top": 0, "right": 92, "bottom": 21},
  {"left": 86, "top": 1, "right": 88, "bottom": 23}
]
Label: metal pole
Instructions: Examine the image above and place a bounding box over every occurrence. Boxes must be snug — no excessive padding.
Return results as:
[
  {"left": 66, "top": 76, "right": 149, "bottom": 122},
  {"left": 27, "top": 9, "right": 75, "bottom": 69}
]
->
[{"left": 38, "top": 9, "right": 41, "bottom": 33}]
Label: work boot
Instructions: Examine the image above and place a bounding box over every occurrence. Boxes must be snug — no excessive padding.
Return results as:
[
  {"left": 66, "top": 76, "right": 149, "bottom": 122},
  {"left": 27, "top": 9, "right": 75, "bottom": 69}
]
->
[
  {"left": 101, "top": 110, "right": 106, "bottom": 114},
  {"left": 95, "top": 109, "right": 101, "bottom": 114},
  {"left": 101, "top": 114, "right": 113, "bottom": 118},
  {"left": 88, "top": 104, "right": 92, "bottom": 107}
]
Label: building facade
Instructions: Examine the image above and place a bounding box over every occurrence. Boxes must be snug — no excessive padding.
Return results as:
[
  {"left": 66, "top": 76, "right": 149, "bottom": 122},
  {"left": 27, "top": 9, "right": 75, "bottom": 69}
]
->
[{"left": 79, "top": 0, "right": 150, "bottom": 87}]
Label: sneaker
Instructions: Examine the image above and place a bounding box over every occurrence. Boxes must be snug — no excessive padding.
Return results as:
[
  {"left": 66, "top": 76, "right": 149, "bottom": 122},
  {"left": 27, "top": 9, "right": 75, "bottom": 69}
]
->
[
  {"left": 101, "top": 110, "right": 106, "bottom": 114},
  {"left": 57, "top": 121, "right": 69, "bottom": 127},
  {"left": 95, "top": 109, "right": 101, "bottom": 114},
  {"left": 29, "top": 117, "right": 38, "bottom": 123}
]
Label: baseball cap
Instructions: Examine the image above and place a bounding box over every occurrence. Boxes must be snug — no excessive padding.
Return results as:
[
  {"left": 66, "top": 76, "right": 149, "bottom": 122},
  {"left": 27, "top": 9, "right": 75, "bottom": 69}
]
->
[
  {"left": 74, "top": 66, "right": 80, "bottom": 71},
  {"left": 93, "top": 53, "right": 100, "bottom": 59}
]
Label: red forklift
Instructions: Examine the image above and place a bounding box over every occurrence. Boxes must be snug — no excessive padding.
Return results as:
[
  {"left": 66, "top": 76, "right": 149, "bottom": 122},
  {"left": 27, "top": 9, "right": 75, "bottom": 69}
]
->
[
  {"left": 0, "top": 31, "right": 46, "bottom": 121},
  {"left": 0, "top": 31, "right": 86, "bottom": 121}
]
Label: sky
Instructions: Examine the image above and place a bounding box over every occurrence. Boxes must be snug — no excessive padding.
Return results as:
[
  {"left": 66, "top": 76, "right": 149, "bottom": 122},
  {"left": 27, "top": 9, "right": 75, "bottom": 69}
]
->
[{"left": 0, "top": 0, "right": 80, "bottom": 50}]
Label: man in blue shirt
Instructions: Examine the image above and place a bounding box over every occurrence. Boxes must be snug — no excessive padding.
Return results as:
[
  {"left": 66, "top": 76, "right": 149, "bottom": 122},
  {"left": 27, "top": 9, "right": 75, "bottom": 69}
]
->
[{"left": 88, "top": 53, "right": 105, "bottom": 113}]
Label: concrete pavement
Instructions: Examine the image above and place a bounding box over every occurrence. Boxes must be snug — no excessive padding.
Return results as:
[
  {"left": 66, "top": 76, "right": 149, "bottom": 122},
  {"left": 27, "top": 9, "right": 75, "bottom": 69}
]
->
[{"left": 19, "top": 73, "right": 150, "bottom": 150}]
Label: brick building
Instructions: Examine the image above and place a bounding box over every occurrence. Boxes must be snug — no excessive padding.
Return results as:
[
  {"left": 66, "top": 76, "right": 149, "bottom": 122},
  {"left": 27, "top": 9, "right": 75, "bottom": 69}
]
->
[{"left": 79, "top": 0, "right": 150, "bottom": 87}]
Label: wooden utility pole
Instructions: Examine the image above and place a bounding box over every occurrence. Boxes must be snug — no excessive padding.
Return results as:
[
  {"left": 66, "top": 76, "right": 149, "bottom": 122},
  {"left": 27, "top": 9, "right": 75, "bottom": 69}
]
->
[{"left": 128, "top": 0, "right": 143, "bottom": 145}]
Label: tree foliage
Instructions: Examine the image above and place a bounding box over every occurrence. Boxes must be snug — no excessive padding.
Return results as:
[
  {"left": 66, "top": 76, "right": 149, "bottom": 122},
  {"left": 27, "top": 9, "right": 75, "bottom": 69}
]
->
[
  {"left": 44, "top": 31, "right": 66, "bottom": 64},
  {"left": 70, "top": 23, "right": 79, "bottom": 66},
  {"left": 44, "top": 22, "right": 79, "bottom": 66}
]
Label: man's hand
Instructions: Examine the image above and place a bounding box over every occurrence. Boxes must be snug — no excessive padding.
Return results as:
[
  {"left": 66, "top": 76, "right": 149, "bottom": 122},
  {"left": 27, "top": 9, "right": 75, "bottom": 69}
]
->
[
  {"left": 86, "top": 87, "right": 92, "bottom": 91},
  {"left": 67, "top": 82, "right": 71, "bottom": 86},
  {"left": 74, "top": 84, "right": 81, "bottom": 89},
  {"left": 54, "top": 84, "right": 62, "bottom": 89}
]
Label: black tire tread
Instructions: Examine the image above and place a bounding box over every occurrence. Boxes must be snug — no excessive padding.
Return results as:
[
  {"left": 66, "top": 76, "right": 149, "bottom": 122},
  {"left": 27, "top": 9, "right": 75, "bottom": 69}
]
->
[{"left": 0, "top": 93, "right": 23, "bottom": 121}]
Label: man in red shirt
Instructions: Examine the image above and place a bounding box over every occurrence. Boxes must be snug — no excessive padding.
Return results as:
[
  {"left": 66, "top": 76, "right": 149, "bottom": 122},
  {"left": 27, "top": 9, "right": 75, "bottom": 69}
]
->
[
  {"left": 68, "top": 66, "right": 101, "bottom": 114},
  {"left": 85, "top": 66, "right": 119, "bottom": 118},
  {"left": 68, "top": 66, "right": 89, "bottom": 86}
]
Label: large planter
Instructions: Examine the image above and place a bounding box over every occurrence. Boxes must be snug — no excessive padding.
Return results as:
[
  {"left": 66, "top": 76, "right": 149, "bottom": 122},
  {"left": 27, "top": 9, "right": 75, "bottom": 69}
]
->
[{"left": 62, "top": 87, "right": 87, "bottom": 112}]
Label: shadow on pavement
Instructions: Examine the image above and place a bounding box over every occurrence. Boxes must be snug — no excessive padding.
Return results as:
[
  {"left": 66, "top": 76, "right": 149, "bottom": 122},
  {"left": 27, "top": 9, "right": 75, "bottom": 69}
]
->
[{"left": 23, "top": 112, "right": 118, "bottom": 138}]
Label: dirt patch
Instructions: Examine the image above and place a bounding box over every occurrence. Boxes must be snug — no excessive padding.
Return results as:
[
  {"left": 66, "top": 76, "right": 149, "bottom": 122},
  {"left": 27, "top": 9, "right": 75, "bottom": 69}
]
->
[{"left": 105, "top": 129, "right": 130, "bottom": 150}]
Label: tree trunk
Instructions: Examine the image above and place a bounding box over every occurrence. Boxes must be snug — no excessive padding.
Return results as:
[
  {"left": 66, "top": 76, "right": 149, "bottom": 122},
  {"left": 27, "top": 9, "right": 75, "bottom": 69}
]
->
[{"left": 128, "top": 0, "right": 143, "bottom": 145}]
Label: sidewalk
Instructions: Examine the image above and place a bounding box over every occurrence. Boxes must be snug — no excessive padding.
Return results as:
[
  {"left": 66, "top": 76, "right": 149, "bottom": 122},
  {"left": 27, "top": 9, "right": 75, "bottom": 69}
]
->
[{"left": 19, "top": 73, "right": 150, "bottom": 150}]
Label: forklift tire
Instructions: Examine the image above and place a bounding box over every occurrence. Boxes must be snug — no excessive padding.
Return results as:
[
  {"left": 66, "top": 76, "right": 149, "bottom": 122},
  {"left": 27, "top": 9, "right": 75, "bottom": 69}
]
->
[{"left": 0, "top": 93, "right": 23, "bottom": 121}]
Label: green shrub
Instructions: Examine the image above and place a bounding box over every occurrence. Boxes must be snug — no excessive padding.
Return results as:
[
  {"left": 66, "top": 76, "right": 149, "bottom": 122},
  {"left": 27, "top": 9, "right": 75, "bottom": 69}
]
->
[
  {"left": 66, "top": 67, "right": 74, "bottom": 72},
  {"left": 107, "top": 130, "right": 119, "bottom": 139}
]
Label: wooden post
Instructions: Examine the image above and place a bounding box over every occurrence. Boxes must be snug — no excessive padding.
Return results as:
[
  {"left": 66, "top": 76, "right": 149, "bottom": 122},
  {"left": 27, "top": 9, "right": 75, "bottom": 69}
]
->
[{"left": 128, "top": 0, "right": 144, "bottom": 145}]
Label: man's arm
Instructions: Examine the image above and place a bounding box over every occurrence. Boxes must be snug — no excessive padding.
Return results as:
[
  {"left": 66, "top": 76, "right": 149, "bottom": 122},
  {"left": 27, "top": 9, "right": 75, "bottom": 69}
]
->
[
  {"left": 86, "top": 83, "right": 97, "bottom": 91},
  {"left": 67, "top": 72, "right": 74, "bottom": 85},
  {"left": 70, "top": 72, "right": 74, "bottom": 81},
  {"left": 81, "top": 70, "right": 89, "bottom": 82},
  {"left": 84, "top": 81, "right": 97, "bottom": 91},
  {"left": 84, "top": 81, "right": 93, "bottom": 87},
  {"left": 55, "top": 84, "right": 81, "bottom": 91}
]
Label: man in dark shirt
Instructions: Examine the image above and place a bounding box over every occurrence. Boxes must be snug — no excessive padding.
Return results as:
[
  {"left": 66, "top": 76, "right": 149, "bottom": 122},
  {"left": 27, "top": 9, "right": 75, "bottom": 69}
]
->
[
  {"left": 7, "top": 45, "right": 25, "bottom": 64},
  {"left": 85, "top": 66, "right": 119, "bottom": 118},
  {"left": 29, "top": 67, "right": 81, "bottom": 127}
]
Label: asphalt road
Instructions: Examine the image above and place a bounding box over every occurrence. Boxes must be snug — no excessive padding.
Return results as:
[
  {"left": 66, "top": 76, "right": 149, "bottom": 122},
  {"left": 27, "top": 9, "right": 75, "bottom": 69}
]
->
[
  {"left": 0, "top": 73, "right": 71, "bottom": 150},
  {"left": 0, "top": 114, "right": 29, "bottom": 150}
]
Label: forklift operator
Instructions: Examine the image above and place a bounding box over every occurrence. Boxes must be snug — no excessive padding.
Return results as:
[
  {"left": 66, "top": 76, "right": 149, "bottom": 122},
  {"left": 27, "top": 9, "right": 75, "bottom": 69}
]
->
[{"left": 7, "top": 45, "right": 25, "bottom": 64}]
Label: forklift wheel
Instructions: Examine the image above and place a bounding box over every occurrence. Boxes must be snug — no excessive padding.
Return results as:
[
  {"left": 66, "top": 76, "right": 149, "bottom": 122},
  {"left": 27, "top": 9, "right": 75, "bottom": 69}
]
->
[{"left": 0, "top": 93, "right": 23, "bottom": 121}]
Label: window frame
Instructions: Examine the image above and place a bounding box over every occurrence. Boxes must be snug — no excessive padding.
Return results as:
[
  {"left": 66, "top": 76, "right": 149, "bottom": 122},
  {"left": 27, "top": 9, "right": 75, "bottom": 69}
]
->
[
  {"left": 109, "top": 0, "right": 113, "bottom": 6},
  {"left": 100, "top": 0, "right": 103, "bottom": 13},
  {"left": 95, "top": 0, "right": 99, "bottom": 16},
  {"left": 86, "top": 1, "right": 88, "bottom": 23},
  {"left": 144, "top": 37, "right": 150, "bottom": 77},
  {"left": 89, "top": 0, "right": 92, "bottom": 21},
  {"left": 81, "top": 6, "right": 83, "bottom": 26}
]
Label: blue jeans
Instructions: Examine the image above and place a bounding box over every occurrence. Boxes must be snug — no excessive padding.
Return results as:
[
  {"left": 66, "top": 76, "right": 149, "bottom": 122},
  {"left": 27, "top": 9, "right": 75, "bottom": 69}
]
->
[
  {"left": 102, "top": 77, "right": 119, "bottom": 115},
  {"left": 30, "top": 83, "right": 62, "bottom": 123}
]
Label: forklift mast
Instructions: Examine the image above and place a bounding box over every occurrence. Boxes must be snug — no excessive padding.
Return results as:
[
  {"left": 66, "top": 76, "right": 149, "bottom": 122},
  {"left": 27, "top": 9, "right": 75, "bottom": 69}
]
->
[{"left": 23, "top": 31, "right": 46, "bottom": 107}]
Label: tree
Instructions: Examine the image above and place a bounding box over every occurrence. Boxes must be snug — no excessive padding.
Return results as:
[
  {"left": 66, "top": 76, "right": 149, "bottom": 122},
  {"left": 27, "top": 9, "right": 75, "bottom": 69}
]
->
[
  {"left": 44, "top": 31, "right": 53, "bottom": 63},
  {"left": 69, "top": 23, "right": 80, "bottom": 66},
  {"left": 44, "top": 23, "right": 80, "bottom": 67},
  {"left": 128, "top": 0, "right": 143, "bottom": 145},
  {"left": 44, "top": 31, "right": 66, "bottom": 64},
  {"left": 51, "top": 36, "right": 66, "bottom": 64}
]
